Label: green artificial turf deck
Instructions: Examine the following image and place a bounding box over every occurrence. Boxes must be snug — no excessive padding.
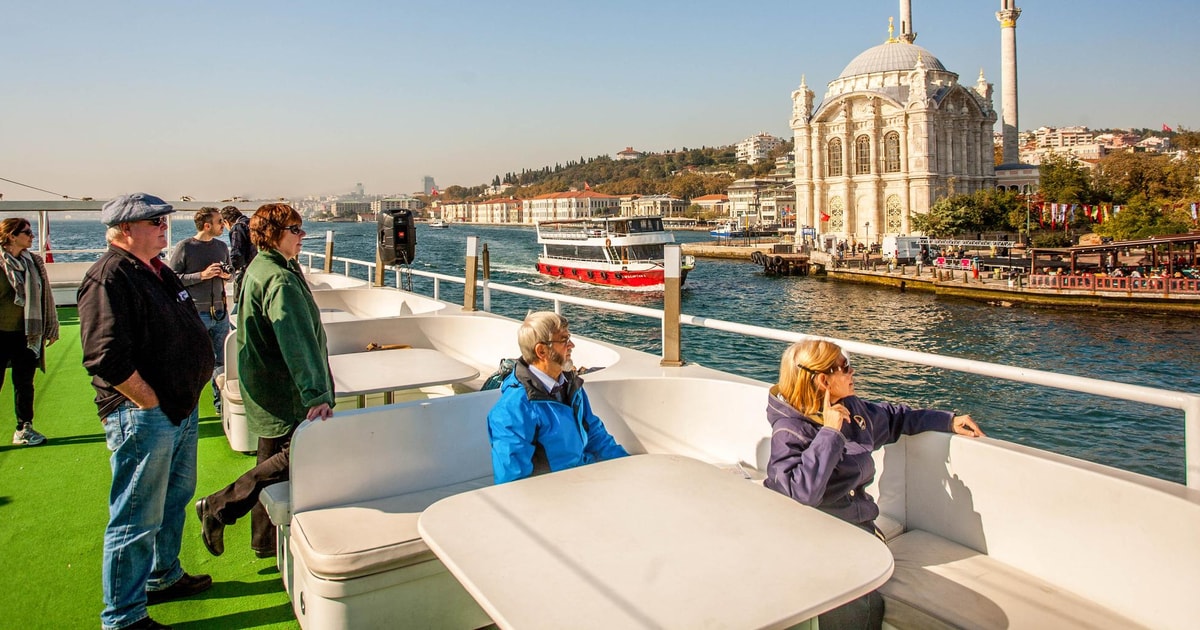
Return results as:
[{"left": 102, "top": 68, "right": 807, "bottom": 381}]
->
[{"left": 0, "top": 308, "right": 297, "bottom": 628}]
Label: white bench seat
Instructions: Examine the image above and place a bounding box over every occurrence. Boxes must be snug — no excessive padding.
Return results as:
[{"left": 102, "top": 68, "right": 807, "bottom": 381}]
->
[
  {"left": 292, "top": 477, "right": 491, "bottom": 581},
  {"left": 881, "top": 529, "right": 1145, "bottom": 629}
]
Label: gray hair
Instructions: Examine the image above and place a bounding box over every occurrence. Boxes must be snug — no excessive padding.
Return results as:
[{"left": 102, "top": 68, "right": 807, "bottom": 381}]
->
[
  {"left": 105, "top": 225, "right": 123, "bottom": 243},
  {"left": 518, "top": 311, "right": 568, "bottom": 363}
]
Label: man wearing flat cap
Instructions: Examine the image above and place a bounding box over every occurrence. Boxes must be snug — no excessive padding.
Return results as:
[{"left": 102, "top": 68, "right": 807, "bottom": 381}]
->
[{"left": 79, "top": 193, "right": 215, "bottom": 630}]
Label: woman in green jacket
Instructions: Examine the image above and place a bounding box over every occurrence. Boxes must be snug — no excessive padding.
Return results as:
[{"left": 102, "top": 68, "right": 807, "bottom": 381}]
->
[{"left": 195, "top": 203, "right": 334, "bottom": 559}]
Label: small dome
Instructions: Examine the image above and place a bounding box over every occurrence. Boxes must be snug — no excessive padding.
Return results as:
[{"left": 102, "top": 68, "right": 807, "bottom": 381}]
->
[{"left": 837, "top": 42, "right": 945, "bottom": 79}]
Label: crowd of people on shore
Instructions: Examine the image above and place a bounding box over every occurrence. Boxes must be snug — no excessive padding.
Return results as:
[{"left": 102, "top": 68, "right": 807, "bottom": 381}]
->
[{"left": 9, "top": 195, "right": 987, "bottom": 630}]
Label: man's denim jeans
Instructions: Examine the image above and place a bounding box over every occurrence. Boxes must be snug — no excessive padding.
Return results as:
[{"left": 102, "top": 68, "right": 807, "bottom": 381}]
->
[
  {"left": 100, "top": 403, "right": 198, "bottom": 630},
  {"left": 198, "top": 310, "right": 230, "bottom": 408}
]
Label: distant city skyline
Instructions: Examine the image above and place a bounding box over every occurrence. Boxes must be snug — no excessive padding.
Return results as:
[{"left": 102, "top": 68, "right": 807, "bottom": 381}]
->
[{"left": 4, "top": 0, "right": 1198, "bottom": 202}]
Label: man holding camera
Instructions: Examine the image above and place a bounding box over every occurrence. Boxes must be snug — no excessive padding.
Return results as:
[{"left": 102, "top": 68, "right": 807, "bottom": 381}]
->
[{"left": 168, "top": 207, "right": 231, "bottom": 413}]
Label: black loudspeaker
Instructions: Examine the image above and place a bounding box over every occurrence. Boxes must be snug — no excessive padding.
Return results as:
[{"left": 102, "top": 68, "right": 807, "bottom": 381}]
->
[{"left": 377, "top": 209, "right": 416, "bottom": 265}]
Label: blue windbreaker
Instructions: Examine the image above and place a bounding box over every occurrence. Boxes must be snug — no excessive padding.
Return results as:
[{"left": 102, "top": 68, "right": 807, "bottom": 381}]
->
[{"left": 488, "top": 359, "right": 628, "bottom": 483}]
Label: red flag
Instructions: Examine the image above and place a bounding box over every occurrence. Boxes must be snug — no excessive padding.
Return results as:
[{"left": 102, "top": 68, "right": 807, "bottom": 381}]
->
[
  {"left": 1163, "top": 123, "right": 1173, "bottom": 132},
  {"left": 44, "top": 228, "right": 54, "bottom": 263},
  {"left": 431, "top": 186, "right": 439, "bottom": 197},
  {"left": 584, "top": 181, "right": 591, "bottom": 191},
  {"left": 820, "top": 211, "right": 831, "bottom": 222}
]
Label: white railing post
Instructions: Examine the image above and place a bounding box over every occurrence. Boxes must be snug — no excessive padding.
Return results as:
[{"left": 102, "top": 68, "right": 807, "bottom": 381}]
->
[
  {"left": 464, "top": 236, "right": 480, "bottom": 311},
  {"left": 661, "top": 245, "right": 683, "bottom": 367},
  {"left": 323, "top": 230, "right": 335, "bottom": 273},
  {"left": 1187, "top": 398, "right": 1200, "bottom": 489}
]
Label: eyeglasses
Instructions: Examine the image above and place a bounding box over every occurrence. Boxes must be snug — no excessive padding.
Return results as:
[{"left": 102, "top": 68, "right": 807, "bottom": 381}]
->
[
  {"left": 542, "top": 334, "right": 572, "bottom": 347},
  {"left": 144, "top": 216, "right": 168, "bottom": 227},
  {"left": 283, "top": 225, "right": 305, "bottom": 235}
]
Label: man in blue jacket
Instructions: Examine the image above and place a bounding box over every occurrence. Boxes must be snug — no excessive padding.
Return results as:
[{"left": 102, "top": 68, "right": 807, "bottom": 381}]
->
[{"left": 488, "top": 311, "right": 627, "bottom": 483}]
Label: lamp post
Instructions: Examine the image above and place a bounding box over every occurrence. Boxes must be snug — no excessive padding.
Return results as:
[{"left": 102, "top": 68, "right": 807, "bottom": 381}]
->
[
  {"left": 865, "top": 221, "right": 871, "bottom": 248},
  {"left": 1025, "top": 193, "right": 1031, "bottom": 246}
]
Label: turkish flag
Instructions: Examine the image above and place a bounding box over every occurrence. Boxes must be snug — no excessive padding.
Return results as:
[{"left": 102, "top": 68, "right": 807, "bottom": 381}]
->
[
  {"left": 820, "top": 211, "right": 831, "bottom": 222},
  {"left": 431, "top": 186, "right": 439, "bottom": 196},
  {"left": 1163, "top": 123, "right": 1173, "bottom": 132}
]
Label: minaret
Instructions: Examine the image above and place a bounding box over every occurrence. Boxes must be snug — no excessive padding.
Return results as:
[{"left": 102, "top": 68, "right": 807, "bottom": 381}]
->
[
  {"left": 899, "top": 0, "right": 916, "bottom": 43},
  {"left": 997, "top": 0, "right": 1022, "bottom": 164}
]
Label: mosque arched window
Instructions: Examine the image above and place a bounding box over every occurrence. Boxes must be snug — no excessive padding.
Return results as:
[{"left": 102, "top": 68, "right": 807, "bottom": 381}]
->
[
  {"left": 828, "top": 139, "right": 843, "bottom": 177},
  {"left": 855, "top": 136, "right": 871, "bottom": 174},
  {"left": 829, "top": 196, "right": 844, "bottom": 232},
  {"left": 884, "top": 132, "right": 901, "bottom": 173}
]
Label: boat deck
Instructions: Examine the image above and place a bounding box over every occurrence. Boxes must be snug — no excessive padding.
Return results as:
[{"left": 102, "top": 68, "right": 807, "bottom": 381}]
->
[{"left": 0, "top": 308, "right": 296, "bottom": 628}]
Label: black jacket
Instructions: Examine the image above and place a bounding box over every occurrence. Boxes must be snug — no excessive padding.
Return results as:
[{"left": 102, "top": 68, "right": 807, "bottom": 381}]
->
[
  {"left": 78, "top": 245, "right": 214, "bottom": 423},
  {"left": 228, "top": 215, "right": 257, "bottom": 271}
]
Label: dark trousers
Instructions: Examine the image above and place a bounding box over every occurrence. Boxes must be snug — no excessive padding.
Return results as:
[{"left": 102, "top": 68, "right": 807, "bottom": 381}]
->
[
  {"left": 205, "top": 428, "right": 293, "bottom": 552},
  {"left": 0, "top": 330, "right": 37, "bottom": 429},
  {"left": 815, "top": 520, "right": 886, "bottom": 629}
]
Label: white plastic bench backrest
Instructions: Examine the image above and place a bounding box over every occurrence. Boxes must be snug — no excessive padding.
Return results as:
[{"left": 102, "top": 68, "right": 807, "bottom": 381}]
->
[
  {"left": 223, "top": 331, "right": 239, "bottom": 380},
  {"left": 290, "top": 389, "right": 501, "bottom": 514},
  {"left": 891, "top": 431, "right": 1200, "bottom": 627},
  {"left": 583, "top": 377, "right": 771, "bottom": 469},
  {"left": 322, "top": 315, "right": 621, "bottom": 376}
]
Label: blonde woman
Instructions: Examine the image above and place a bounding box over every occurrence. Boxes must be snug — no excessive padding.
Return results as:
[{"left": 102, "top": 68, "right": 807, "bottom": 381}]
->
[
  {"left": 765, "top": 339, "right": 984, "bottom": 629},
  {"left": 0, "top": 218, "right": 58, "bottom": 445}
]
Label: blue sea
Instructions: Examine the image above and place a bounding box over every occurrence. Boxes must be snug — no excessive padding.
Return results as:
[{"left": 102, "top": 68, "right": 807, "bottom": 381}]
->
[{"left": 42, "top": 217, "right": 1200, "bottom": 483}]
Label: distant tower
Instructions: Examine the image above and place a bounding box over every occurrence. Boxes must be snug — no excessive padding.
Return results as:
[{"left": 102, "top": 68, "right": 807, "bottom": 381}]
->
[
  {"left": 997, "top": 0, "right": 1022, "bottom": 164},
  {"left": 355, "top": 182, "right": 365, "bottom": 196},
  {"left": 421, "top": 176, "right": 436, "bottom": 195},
  {"left": 899, "top": 0, "right": 916, "bottom": 43}
]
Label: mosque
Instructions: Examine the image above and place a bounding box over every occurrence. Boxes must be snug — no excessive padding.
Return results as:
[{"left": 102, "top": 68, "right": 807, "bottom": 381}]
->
[{"left": 791, "top": 0, "right": 1022, "bottom": 245}]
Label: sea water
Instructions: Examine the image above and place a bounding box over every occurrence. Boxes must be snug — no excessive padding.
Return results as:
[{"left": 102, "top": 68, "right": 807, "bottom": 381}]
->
[{"left": 43, "top": 217, "right": 1200, "bottom": 482}]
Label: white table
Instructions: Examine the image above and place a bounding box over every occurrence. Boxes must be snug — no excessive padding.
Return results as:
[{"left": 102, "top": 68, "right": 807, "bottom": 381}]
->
[
  {"left": 328, "top": 348, "right": 479, "bottom": 404},
  {"left": 418, "top": 454, "right": 894, "bottom": 630}
]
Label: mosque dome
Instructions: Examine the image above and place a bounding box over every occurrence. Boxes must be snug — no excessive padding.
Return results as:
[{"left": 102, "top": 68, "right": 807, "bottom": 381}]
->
[{"left": 837, "top": 42, "right": 946, "bottom": 79}]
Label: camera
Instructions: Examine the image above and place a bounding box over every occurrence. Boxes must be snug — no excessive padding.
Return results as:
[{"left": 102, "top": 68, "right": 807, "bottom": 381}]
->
[{"left": 219, "top": 262, "right": 234, "bottom": 274}]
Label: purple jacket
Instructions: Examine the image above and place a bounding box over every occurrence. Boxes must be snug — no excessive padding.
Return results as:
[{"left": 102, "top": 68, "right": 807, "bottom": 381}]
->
[{"left": 764, "top": 393, "right": 952, "bottom": 525}]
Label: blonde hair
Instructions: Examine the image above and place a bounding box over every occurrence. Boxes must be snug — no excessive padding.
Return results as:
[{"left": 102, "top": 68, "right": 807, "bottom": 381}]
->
[
  {"left": 773, "top": 339, "right": 846, "bottom": 421},
  {"left": 517, "top": 311, "right": 568, "bottom": 363}
]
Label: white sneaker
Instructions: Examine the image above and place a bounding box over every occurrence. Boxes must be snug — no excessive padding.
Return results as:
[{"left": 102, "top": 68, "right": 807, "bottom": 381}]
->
[{"left": 12, "top": 422, "right": 46, "bottom": 446}]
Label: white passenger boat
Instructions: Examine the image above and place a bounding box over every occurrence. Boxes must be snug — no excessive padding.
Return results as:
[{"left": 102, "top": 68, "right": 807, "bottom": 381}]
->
[
  {"left": 535, "top": 215, "right": 695, "bottom": 288},
  {"left": 428, "top": 219, "right": 450, "bottom": 229}
]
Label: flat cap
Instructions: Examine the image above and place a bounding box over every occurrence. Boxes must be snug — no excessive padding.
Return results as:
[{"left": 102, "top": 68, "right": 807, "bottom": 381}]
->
[{"left": 100, "top": 193, "right": 175, "bottom": 226}]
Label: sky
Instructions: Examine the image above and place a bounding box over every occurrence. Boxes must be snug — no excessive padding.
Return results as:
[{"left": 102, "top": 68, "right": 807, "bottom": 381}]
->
[{"left": 4, "top": 0, "right": 1199, "bottom": 202}]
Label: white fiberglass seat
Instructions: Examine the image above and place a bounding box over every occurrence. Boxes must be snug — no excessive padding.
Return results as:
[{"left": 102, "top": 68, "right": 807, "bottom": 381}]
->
[{"left": 220, "top": 331, "right": 259, "bottom": 453}]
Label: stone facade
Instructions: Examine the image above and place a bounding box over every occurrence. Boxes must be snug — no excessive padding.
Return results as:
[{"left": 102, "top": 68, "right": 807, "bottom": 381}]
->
[{"left": 791, "top": 36, "right": 997, "bottom": 244}]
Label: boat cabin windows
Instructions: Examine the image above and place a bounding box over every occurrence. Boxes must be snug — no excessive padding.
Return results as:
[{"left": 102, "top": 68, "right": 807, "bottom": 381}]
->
[
  {"left": 544, "top": 245, "right": 608, "bottom": 261},
  {"left": 605, "top": 218, "right": 663, "bottom": 235}
]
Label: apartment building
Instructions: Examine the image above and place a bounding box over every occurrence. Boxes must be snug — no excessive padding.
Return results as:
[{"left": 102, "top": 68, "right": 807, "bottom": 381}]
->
[
  {"left": 523, "top": 191, "right": 621, "bottom": 223},
  {"left": 736, "top": 132, "right": 785, "bottom": 164},
  {"left": 632, "top": 194, "right": 688, "bottom": 217}
]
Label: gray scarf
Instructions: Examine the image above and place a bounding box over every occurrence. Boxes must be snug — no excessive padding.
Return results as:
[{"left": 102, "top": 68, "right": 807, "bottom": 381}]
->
[{"left": 2, "top": 250, "right": 44, "bottom": 357}]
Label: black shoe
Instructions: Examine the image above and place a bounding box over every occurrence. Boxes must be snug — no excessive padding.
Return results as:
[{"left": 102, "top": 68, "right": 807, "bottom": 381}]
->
[
  {"left": 117, "top": 615, "right": 173, "bottom": 629},
  {"left": 195, "top": 498, "right": 225, "bottom": 556},
  {"left": 253, "top": 546, "right": 277, "bottom": 559},
  {"left": 146, "top": 572, "right": 212, "bottom": 605}
]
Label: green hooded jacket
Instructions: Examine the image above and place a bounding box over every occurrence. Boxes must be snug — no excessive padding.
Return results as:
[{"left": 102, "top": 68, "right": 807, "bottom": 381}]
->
[{"left": 237, "top": 249, "right": 334, "bottom": 438}]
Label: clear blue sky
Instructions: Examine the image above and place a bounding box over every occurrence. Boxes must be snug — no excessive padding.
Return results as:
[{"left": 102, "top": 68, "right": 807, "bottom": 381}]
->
[{"left": 4, "top": 0, "right": 1198, "bottom": 201}]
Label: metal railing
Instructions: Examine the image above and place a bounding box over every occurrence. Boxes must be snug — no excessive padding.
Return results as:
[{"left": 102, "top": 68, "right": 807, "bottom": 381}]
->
[{"left": 299, "top": 248, "right": 1200, "bottom": 489}]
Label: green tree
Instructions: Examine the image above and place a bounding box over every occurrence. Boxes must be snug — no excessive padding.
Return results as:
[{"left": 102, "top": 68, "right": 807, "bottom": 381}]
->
[
  {"left": 1038, "top": 153, "right": 1095, "bottom": 204},
  {"left": 1094, "top": 196, "right": 1194, "bottom": 240}
]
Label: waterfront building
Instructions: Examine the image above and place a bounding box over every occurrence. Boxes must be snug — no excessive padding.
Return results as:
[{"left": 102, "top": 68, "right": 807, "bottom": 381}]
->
[
  {"left": 726, "top": 179, "right": 776, "bottom": 226},
  {"left": 371, "top": 197, "right": 424, "bottom": 214},
  {"left": 995, "top": 163, "right": 1039, "bottom": 193},
  {"left": 633, "top": 194, "right": 688, "bottom": 217},
  {"left": 791, "top": 2, "right": 999, "bottom": 244},
  {"left": 476, "top": 197, "right": 523, "bottom": 224},
  {"left": 736, "top": 133, "right": 786, "bottom": 164},
  {"left": 691, "top": 194, "right": 728, "bottom": 217},
  {"left": 523, "top": 191, "right": 621, "bottom": 223}
]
